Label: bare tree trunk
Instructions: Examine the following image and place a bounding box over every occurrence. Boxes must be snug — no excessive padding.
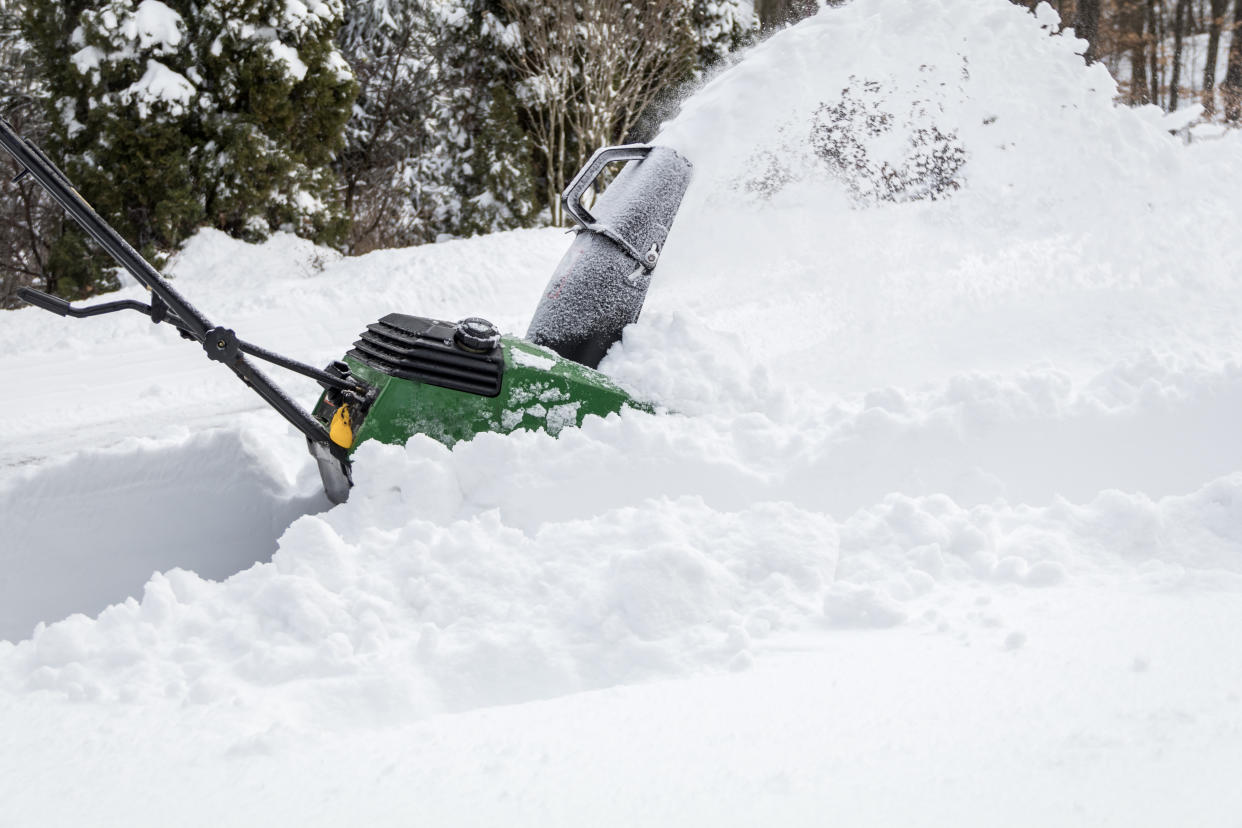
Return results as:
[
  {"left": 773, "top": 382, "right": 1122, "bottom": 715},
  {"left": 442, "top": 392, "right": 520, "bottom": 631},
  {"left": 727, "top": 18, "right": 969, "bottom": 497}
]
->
[
  {"left": 1204, "top": 0, "right": 1230, "bottom": 115},
  {"left": 500, "top": 1, "right": 575, "bottom": 225},
  {"left": 1149, "top": 0, "right": 1162, "bottom": 104},
  {"left": 1075, "top": 0, "right": 1102, "bottom": 63},
  {"left": 503, "top": 0, "right": 695, "bottom": 226},
  {"left": 1224, "top": 0, "right": 1242, "bottom": 119},
  {"left": 1122, "top": 0, "right": 1150, "bottom": 104},
  {"left": 1169, "top": 0, "right": 1189, "bottom": 109}
]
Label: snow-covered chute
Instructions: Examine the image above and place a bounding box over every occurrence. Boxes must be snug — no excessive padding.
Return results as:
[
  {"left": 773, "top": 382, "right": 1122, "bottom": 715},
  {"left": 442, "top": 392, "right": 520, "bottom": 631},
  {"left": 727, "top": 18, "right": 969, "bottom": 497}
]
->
[{"left": 528, "top": 144, "right": 693, "bottom": 368}]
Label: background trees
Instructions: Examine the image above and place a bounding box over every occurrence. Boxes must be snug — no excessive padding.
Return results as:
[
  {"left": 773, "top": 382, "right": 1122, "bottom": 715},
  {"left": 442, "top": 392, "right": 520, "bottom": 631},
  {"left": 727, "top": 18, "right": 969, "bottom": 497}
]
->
[
  {"left": 0, "top": 0, "right": 753, "bottom": 304},
  {"left": 499, "top": 0, "right": 704, "bottom": 225},
  {"left": 339, "top": 0, "right": 735, "bottom": 249},
  {"left": 23, "top": 0, "right": 357, "bottom": 294},
  {"left": 0, "top": 0, "right": 55, "bottom": 307},
  {"left": 4, "top": 0, "right": 1242, "bottom": 307},
  {"left": 1029, "top": 0, "right": 1242, "bottom": 116},
  {"left": 336, "top": 0, "right": 537, "bottom": 253}
]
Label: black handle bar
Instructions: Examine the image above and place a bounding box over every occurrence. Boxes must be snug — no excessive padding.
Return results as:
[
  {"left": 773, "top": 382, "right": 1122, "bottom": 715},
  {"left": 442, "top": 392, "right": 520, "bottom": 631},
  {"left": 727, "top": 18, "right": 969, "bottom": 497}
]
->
[{"left": 0, "top": 118, "right": 358, "bottom": 455}]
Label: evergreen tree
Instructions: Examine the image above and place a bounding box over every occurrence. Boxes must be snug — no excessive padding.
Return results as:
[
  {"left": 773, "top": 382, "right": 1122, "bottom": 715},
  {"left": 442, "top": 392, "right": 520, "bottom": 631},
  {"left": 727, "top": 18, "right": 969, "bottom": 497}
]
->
[
  {"left": 337, "top": 0, "right": 447, "bottom": 252},
  {"left": 438, "top": 2, "right": 537, "bottom": 238},
  {"left": 23, "top": 0, "right": 357, "bottom": 295},
  {"left": 340, "top": 0, "right": 750, "bottom": 244},
  {"left": 692, "top": 0, "right": 755, "bottom": 69},
  {"left": 337, "top": 0, "right": 534, "bottom": 251},
  {"left": 1, "top": 0, "right": 58, "bottom": 305}
]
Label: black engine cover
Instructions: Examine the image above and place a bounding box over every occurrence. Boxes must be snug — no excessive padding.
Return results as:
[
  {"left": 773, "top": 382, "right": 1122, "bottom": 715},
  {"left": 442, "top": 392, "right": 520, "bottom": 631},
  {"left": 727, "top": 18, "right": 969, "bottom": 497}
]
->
[{"left": 347, "top": 313, "right": 504, "bottom": 397}]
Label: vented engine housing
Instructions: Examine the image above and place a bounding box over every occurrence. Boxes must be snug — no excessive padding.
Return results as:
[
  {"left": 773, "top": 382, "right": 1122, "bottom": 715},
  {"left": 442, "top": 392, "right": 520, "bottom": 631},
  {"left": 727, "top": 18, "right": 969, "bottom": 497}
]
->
[{"left": 348, "top": 313, "right": 504, "bottom": 397}]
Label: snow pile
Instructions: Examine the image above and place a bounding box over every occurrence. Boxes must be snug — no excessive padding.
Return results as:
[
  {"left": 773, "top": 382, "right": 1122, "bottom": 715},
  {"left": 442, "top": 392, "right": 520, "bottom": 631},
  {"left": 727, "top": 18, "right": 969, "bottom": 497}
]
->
[
  {"left": 5, "top": 0, "right": 1242, "bottom": 823},
  {"left": 2, "top": 454, "right": 837, "bottom": 717},
  {"left": 11, "top": 406, "right": 1240, "bottom": 722},
  {"left": 0, "top": 422, "right": 325, "bottom": 643}
]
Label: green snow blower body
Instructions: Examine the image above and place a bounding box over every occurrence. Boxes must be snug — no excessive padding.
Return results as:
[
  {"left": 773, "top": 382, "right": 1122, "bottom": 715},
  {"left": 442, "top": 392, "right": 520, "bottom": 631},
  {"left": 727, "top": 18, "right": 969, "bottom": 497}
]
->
[
  {"left": 0, "top": 119, "right": 692, "bottom": 504},
  {"left": 308, "top": 323, "right": 650, "bottom": 499},
  {"left": 329, "top": 332, "right": 646, "bottom": 449}
]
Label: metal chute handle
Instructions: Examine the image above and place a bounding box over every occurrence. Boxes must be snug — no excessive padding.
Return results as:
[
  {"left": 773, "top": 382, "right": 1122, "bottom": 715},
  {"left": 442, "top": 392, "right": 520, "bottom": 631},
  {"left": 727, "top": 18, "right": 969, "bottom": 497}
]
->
[
  {"left": 562, "top": 144, "right": 658, "bottom": 266},
  {"left": 562, "top": 144, "right": 653, "bottom": 228}
]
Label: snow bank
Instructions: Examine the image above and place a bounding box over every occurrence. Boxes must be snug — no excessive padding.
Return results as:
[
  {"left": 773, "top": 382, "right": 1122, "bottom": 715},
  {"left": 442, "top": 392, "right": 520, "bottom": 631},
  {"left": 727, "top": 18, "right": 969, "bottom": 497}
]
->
[
  {"left": 1, "top": 481, "right": 835, "bottom": 715},
  {"left": 7, "top": 405, "right": 1242, "bottom": 720},
  {"left": 0, "top": 420, "right": 327, "bottom": 642}
]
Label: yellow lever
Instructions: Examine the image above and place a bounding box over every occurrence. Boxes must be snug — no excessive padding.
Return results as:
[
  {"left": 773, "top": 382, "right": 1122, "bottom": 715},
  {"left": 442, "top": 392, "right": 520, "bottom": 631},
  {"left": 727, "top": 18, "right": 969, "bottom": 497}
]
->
[{"left": 329, "top": 405, "right": 353, "bottom": 449}]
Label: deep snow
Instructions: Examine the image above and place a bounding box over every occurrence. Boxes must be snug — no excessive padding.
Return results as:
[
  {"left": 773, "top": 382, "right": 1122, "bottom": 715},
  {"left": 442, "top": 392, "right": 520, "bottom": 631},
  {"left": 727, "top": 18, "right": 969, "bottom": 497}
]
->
[{"left": 4, "top": 0, "right": 1242, "bottom": 824}]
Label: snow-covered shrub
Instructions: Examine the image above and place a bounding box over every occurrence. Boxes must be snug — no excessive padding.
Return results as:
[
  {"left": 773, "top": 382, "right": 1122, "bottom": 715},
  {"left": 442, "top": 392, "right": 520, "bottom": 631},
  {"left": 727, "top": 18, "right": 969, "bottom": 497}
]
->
[
  {"left": 337, "top": 0, "right": 536, "bottom": 252},
  {"left": 692, "top": 0, "right": 755, "bottom": 68},
  {"left": 22, "top": 0, "right": 356, "bottom": 294}
]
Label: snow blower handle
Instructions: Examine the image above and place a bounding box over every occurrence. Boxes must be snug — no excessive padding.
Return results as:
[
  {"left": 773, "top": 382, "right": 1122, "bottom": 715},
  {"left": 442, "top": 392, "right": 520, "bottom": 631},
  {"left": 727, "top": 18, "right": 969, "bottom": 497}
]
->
[
  {"left": 16, "top": 286, "right": 166, "bottom": 319},
  {"left": 0, "top": 117, "right": 216, "bottom": 339},
  {"left": 0, "top": 117, "right": 361, "bottom": 500},
  {"left": 14, "top": 286, "right": 74, "bottom": 316}
]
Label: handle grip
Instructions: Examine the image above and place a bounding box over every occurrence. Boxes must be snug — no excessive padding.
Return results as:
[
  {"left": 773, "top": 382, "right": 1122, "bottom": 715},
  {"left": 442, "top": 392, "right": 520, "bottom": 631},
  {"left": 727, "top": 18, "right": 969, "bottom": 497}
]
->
[
  {"left": 562, "top": 144, "right": 653, "bottom": 229},
  {"left": 16, "top": 286, "right": 71, "bottom": 316}
]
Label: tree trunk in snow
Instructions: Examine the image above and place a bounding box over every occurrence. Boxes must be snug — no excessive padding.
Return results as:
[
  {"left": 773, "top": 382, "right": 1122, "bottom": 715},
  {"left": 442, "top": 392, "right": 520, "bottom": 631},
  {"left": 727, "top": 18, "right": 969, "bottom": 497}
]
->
[
  {"left": 1168, "top": 0, "right": 1189, "bottom": 110},
  {"left": 1222, "top": 0, "right": 1242, "bottom": 120},
  {"left": 1204, "top": 0, "right": 1230, "bottom": 116},
  {"left": 1123, "top": 0, "right": 1150, "bottom": 104},
  {"left": 1075, "top": 0, "right": 1101, "bottom": 63},
  {"left": 1148, "top": 0, "right": 1162, "bottom": 104}
]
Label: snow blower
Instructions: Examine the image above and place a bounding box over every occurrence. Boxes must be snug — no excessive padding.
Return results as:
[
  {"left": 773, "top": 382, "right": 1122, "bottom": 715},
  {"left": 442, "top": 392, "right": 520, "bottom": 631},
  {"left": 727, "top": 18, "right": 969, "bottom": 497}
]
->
[{"left": 0, "top": 120, "right": 692, "bottom": 503}]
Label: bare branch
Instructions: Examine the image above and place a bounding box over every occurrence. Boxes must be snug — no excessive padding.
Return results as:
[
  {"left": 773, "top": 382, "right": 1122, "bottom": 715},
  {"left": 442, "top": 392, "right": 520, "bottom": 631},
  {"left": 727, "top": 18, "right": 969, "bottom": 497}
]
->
[{"left": 502, "top": 0, "right": 695, "bottom": 224}]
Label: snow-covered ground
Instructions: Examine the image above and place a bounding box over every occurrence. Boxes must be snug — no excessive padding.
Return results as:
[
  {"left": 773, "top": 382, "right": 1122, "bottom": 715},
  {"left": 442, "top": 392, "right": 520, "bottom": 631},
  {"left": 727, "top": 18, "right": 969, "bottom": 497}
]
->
[{"left": 4, "top": 0, "right": 1242, "bottom": 824}]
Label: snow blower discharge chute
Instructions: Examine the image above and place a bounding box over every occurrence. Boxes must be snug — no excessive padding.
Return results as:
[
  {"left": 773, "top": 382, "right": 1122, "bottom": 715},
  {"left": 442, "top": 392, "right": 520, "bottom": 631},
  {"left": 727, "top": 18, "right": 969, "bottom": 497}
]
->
[{"left": 0, "top": 120, "right": 692, "bottom": 503}]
